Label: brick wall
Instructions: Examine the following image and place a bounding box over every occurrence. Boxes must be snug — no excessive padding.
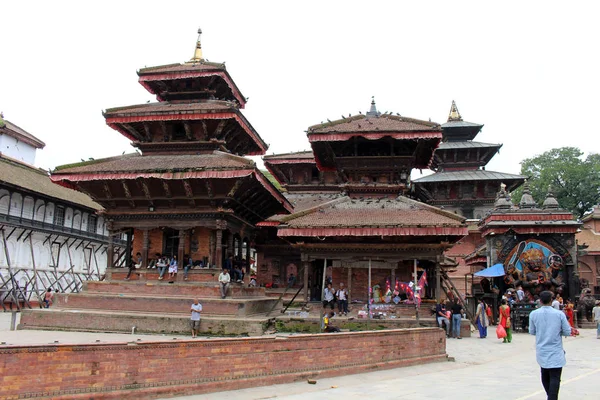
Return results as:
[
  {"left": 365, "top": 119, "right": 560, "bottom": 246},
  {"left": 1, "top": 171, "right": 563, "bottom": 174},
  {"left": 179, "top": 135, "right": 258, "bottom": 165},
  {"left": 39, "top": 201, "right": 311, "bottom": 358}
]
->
[{"left": 0, "top": 328, "right": 446, "bottom": 399}]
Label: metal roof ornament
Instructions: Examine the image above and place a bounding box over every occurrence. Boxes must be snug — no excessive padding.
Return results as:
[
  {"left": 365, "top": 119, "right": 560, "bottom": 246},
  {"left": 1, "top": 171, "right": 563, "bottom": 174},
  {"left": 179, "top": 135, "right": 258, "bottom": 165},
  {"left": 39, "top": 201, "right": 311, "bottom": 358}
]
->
[
  {"left": 447, "top": 100, "right": 462, "bottom": 122},
  {"left": 542, "top": 184, "right": 560, "bottom": 209},
  {"left": 366, "top": 96, "right": 380, "bottom": 118},
  {"left": 494, "top": 182, "right": 512, "bottom": 209},
  {"left": 190, "top": 28, "right": 203, "bottom": 62},
  {"left": 519, "top": 180, "right": 538, "bottom": 209}
]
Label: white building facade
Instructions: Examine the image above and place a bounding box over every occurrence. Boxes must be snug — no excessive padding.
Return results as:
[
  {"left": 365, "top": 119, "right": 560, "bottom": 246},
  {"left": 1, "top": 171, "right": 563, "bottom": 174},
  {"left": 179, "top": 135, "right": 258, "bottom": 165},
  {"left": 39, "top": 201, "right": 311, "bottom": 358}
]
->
[{"left": 0, "top": 117, "right": 125, "bottom": 309}]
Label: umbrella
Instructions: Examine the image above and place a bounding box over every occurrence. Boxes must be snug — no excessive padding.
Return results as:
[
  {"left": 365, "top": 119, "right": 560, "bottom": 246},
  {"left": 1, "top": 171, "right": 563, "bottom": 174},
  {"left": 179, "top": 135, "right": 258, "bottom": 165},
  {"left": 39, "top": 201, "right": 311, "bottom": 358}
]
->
[{"left": 474, "top": 263, "right": 506, "bottom": 278}]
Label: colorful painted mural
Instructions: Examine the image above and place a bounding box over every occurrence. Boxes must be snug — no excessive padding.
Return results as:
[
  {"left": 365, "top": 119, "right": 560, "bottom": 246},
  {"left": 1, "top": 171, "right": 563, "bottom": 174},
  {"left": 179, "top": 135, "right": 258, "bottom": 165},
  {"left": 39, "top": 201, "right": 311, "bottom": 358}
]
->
[{"left": 504, "top": 239, "right": 566, "bottom": 299}]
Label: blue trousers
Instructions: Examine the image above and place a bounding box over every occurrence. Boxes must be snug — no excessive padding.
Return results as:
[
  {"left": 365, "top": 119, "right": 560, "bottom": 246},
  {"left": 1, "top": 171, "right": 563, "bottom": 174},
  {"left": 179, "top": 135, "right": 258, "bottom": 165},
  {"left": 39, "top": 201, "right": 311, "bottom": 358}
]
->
[{"left": 452, "top": 314, "right": 462, "bottom": 338}]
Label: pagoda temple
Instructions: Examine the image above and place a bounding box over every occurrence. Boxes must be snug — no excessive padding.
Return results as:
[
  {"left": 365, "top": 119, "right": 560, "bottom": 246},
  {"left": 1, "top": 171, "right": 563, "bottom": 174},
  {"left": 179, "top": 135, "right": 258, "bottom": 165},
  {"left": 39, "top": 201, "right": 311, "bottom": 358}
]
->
[
  {"left": 413, "top": 101, "right": 525, "bottom": 220},
  {"left": 50, "top": 30, "right": 292, "bottom": 271},
  {"left": 258, "top": 99, "right": 468, "bottom": 303}
]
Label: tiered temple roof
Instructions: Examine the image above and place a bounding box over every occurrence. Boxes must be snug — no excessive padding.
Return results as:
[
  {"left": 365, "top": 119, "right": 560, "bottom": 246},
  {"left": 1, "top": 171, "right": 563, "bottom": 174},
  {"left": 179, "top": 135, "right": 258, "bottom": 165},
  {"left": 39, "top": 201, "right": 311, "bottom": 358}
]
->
[
  {"left": 51, "top": 30, "right": 291, "bottom": 231},
  {"left": 413, "top": 101, "right": 525, "bottom": 219}
]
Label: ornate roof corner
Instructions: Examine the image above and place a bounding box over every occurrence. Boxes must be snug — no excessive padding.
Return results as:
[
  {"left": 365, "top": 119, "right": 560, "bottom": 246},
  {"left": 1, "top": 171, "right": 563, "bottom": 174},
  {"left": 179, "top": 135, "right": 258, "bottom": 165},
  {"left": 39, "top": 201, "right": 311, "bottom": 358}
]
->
[
  {"left": 189, "top": 28, "right": 203, "bottom": 63},
  {"left": 542, "top": 185, "right": 560, "bottom": 209},
  {"left": 366, "top": 96, "right": 380, "bottom": 118},
  {"left": 447, "top": 100, "right": 462, "bottom": 122},
  {"left": 494, "top": 182, "right": 512, "bottom": 209},
  {"left": 519, "top": 180, "right": 538, "bottom": 209}
]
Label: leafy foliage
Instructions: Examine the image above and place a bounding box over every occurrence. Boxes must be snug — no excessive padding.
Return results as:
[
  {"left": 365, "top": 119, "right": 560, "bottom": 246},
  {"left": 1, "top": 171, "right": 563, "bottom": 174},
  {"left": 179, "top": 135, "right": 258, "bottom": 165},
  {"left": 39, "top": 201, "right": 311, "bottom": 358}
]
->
[{"left": 514, "top": 147, "right": 600, "bottom": 218}]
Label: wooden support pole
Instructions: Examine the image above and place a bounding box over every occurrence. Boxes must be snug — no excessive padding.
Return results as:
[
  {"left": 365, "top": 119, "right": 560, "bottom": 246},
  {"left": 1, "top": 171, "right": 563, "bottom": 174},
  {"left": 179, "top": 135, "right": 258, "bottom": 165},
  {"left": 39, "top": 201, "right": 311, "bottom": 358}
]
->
[
  {"left": 142, "top": 229, "right": 149, "bottom": 269},
  {"left": 302, "top": 253, "right": 310, "bottom": 302},
  {"left": 28, "top": 235, "right": 44, "bottom": 307},
  {"left": 215, "top": 229, "right": 223, "bottom": 269},
  {"left": 320, "top": 258, "right": 327, "bottom": 333},
  {"left": 347, "top": 267, "right": 352, "bottom": 303}
]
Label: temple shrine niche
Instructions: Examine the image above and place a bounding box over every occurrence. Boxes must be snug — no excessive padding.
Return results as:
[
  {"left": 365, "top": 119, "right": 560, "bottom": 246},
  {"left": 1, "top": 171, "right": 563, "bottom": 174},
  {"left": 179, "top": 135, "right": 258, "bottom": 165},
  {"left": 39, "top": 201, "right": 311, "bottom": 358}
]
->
[{"left": 478, "top": 183, "right": 581, "bottom": 300}]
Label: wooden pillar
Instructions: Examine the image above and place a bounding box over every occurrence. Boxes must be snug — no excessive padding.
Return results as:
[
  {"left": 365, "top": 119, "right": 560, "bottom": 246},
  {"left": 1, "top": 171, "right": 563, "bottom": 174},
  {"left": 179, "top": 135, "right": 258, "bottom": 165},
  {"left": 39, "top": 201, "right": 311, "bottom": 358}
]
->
[
  {"left": 215, "top": 229, "right": 223, "bottom": 269},
  {"left": 106, "top": 223, "right": 114, "bottom": 270},
  {"left": 244, "top": 239, "right": 251, "bottom": 276},
  {"left": 178, "top": 229, "right": 187, "bottom": 270},
  {"left": 125, "top": 229, "right": 133, "bottom": 270},
  {"left": 347, "top": 267, "right": 352, "bottom": 303},
  {"left": 227, "top": 232, "right": 234, "bottom": 260},
  {"left": 390, "top": 266, "right": 396, "bottom": 291},
  {"left": 208, "top": 231, "right": 215, "bottom": 267},
  {"left": 141, "top": 229, "right": 149, "bottom": 269},
  {"left": 302, "top": 253, "right": 310, "bottom": 302},
  {"left": 435, "top": 263, "right": 441, "bottom": 302}
]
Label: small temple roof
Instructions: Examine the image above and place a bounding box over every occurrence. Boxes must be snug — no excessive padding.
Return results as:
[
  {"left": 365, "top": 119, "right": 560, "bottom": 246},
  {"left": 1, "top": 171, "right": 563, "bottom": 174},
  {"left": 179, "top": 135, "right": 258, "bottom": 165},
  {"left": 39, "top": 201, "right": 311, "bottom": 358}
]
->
[
  {"left": 440, "top": 101, "right": 483, "bottom": 141},
  {"left": 104, "top": 100, "right": 238, "bottom": 116},
  {"left": 0, "top": 118, "right": 46, "bottom": 149},
  {"left": 52, "top": 151, "right": 253, "bottom": 176},
  {"left": 137, "top": 29, "right": 246, "bottom": 107},
  {"left": 103, "top": 101, "right": 267, "bottom": 155},
  {"left": 263, "top": 151, "right": 315, "bottom": 163},
  {"left": 0, "top": 154, "right": 100, "bottom": 210},
  {"left": 308, "top": 114, "right": 441, "bottom": 136},
  {"left": 413, "top": 170, "right": 525, "bottom": 184},
  {"left": 275, "top": 195, "right": 466, "bottom": 237},
  {"left": 437, "top": 141, "right": 502, "bottom": 150}
]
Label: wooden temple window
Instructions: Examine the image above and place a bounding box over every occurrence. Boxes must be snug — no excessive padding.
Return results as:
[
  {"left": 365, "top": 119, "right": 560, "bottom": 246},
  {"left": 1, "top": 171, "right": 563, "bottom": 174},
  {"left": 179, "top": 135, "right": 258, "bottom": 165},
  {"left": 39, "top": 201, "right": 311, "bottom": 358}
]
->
[
  {"left": 54, "top": 206, "right": 65, "bottom": 227},
  {"left": 88, "top": 215, "right": 98, "bottom": 234},
  {"left": 311, "top": 167, "right": 319, "bottom": 183},
  {"left": 171, "top": 123, "right": 187, "bottom": 141}
]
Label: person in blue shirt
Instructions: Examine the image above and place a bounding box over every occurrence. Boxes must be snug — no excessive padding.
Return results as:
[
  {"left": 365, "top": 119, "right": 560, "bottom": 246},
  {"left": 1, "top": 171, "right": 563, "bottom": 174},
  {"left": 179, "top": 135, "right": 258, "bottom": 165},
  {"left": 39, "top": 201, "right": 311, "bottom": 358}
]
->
[{"left": 529, "top": 290, "right": 571, "bottom": 400}]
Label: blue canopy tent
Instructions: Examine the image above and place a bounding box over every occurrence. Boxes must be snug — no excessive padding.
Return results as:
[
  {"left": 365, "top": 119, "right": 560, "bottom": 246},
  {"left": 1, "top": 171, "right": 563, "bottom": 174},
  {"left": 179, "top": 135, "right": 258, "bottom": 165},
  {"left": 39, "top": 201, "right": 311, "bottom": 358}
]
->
[{"left": 474, "top": 263, "right": 505, "bottom": 278}]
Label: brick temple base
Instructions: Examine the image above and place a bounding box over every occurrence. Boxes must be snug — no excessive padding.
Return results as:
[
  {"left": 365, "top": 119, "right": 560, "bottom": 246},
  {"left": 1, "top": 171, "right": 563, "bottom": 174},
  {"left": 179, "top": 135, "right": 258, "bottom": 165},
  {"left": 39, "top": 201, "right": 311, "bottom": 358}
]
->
[{"left": 0, "top": 328, "right": 447, "bottom": 399}]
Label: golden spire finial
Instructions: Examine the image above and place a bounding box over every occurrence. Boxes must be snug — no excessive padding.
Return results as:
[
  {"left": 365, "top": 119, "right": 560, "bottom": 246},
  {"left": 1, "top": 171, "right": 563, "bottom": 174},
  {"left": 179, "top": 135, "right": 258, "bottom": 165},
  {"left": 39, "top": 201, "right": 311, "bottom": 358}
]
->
[
  {"left": 448, "top": 100, "right": 462, "bottom": 122},
  {"left": 190, "top": 28, "right": 203, "bottom": 62}
]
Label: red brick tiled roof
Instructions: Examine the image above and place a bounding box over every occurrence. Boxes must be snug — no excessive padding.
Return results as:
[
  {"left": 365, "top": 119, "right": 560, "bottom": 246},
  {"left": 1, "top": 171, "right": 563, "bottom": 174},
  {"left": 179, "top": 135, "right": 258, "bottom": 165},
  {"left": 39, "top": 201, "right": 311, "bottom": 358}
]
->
[
  {"left": 53, "top": 151, "right": 253, "bottom": 175},
  {"left": 308, "top": 114, "right": 440, "bottom": 134},
  {"left": 277, "top": 196, "right": 465, "bottom": 236},
  {"left": 0, "top": 155, "right": 100, "bottom": 210},
  {"left": 104, "top": 101, "right": 235, "bottom": 116},
  {"left": 138, "top": 62, "right": 225, "bottom": 75},
  {"left": 263, "top": 151, "right": 315, "bottom": 161}
]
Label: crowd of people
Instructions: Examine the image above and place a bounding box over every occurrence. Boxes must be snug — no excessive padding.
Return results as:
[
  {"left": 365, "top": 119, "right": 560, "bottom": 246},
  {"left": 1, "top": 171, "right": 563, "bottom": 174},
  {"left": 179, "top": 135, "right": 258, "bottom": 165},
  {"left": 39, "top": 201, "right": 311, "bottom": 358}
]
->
[{"left": 124, "top": 253, "right": 208, "bottom": 281}]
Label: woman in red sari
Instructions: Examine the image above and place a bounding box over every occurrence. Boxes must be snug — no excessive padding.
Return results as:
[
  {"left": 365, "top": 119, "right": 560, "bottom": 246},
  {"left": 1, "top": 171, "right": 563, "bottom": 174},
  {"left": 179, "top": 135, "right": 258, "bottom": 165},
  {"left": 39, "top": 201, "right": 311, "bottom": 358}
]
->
[
  {"left": 565, "top": 301, "right": 575, "bottom": 328},
  {"left": 499, "top": 299, "right": 512, "bottom": 343}
]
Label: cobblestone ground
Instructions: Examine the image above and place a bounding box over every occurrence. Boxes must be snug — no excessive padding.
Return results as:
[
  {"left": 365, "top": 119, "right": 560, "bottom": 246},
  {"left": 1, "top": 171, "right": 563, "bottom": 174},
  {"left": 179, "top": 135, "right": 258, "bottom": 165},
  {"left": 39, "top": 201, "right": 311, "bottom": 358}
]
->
[{"left": 2, "top": 314, "right": 598, "bottom": 399}]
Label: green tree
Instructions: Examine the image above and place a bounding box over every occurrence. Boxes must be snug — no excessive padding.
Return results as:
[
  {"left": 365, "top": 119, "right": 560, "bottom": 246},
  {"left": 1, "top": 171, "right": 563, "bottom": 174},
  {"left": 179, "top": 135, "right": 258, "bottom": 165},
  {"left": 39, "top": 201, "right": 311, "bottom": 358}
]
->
[{"left": 514, "top": 147, "right": 600, "bottom": 219}]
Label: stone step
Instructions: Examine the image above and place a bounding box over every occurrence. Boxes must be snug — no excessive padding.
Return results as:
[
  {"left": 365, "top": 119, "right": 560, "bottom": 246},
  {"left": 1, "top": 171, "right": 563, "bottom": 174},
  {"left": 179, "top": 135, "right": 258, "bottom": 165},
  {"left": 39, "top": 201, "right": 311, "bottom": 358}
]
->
[
  {"left": 108, "top": 267, "right": 221, "bottom": 283},
  {"left": 54, "top": 293, "right": 280, "bottom": 317},
  {"left": 84, "top": 280, "right": 265, "bottom": 298},
  {"left": 18, "top": 308, "right": 269, "bottom": 336}
]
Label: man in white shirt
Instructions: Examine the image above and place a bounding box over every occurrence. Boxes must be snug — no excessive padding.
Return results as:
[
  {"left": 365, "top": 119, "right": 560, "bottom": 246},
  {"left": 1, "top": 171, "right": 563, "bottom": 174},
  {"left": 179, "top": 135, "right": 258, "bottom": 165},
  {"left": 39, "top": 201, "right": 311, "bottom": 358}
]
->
[
  {"left": 322, "top": 283, "right": 335, "bottom": 311},
  {"left": 190, "top": 299, "right": 202, "bottom": 338},
  {"left": 529, "top": 290, "right": 571, "bottom": 400},
  {"left": 593, "top": 300, "right": 600, "bottom": 339},
  {"left": 219, "top": 268, "right": 231, "bottom": 299},
  {"left": 337, "top": 283, "right": 349, "bottom": 315},
  {"left": 551, "top": 296, "right": 561, "bottom": 310}
]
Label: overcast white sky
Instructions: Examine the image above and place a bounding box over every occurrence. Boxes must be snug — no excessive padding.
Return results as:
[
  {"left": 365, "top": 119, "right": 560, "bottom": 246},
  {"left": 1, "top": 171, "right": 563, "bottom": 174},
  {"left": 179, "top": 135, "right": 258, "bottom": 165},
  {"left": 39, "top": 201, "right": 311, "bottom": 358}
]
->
[{"left": 1, "top": 1, "right": 599, "bottom": 178}]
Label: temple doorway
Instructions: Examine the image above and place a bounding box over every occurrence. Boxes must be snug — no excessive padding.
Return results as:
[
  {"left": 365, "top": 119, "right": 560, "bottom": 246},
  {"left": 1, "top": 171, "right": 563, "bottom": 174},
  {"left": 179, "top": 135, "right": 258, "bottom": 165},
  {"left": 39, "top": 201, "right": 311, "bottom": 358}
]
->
[{"left": 162, "top": 228, "right": 179, "bottom": 257}]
